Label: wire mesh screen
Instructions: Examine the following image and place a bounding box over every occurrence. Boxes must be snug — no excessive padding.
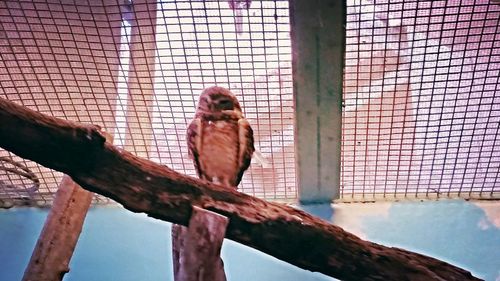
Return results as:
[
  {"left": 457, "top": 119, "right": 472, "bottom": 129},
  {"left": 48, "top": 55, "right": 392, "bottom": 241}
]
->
[
  {"left": 151, "top": 1, "right": 294, "bottom": 199},
  {"left": 0, "top": 0, "right": 295, "bottom": 207},
  {"left": 342, "top": 0, "right": 500, "bottom": 201},
  {"left": 0, "top": 0, "right": 123, "bottom": 206},
  {"left": 1, "top": 0, "right": 500, "bottom": 207}
]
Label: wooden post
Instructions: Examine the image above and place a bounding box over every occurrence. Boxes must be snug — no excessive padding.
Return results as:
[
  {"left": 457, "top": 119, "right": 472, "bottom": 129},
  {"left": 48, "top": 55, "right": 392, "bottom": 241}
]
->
[
  {"left": 22, "top": 176, "right": 94, "bottom": 281},
  {"left": 172, "top": 206, "right": 229, "bottom": 281},
  {"left": 290, "top": 0, "right": 345, "bottom": 203},
  {"left": 22, "top": 132, "right": 112, "bottom": 281}
]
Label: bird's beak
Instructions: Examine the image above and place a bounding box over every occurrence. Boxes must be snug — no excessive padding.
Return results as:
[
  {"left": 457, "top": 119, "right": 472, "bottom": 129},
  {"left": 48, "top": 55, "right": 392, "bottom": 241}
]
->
[{"left": 204, "top": 95, "right": 213, "bottom": 110}]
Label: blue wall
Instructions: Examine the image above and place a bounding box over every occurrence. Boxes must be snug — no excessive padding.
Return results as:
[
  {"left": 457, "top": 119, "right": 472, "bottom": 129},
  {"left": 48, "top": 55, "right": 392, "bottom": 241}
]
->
[
  {"left": 329, "top": 200, "right": 500, "bottom": 281},
  {"left": 0, "top": 207, "right": 333, "bottom": 281},
  {"left": 1, "top": 200, "right": 499, "bottom": 281}
]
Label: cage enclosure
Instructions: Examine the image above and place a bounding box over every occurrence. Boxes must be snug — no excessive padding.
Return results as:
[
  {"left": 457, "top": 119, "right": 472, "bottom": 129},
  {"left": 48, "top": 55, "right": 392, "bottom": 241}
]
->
[{"left": 0, "top": 0, "right": 499, "bottom": 281}]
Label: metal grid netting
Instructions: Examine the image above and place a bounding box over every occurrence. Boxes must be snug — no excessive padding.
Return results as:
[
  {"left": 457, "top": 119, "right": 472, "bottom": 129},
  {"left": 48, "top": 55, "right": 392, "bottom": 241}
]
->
[
  {"left": 1, "top": 0, "right": 500, "bottom": 207},
  {"left": 150, "top": 0, "right": 295, "bottom": 200},
  {"left": 342, "top": 0, "right": 500, "bottom": 201},
  {"left": 0, "top": 0, "right": 295, "bottom": 207}
]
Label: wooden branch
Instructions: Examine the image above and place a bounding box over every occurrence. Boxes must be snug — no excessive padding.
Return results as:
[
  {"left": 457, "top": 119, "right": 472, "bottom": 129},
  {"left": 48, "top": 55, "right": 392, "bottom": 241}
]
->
[
  {"left": 172, "top": 207, "right": 228, "bottom": 281},
  {"left": 22, "top": 176, "right": 93, "bottom": 281},
  {"left": 0, "top": 98, "right": 481, "bottom": 281}
]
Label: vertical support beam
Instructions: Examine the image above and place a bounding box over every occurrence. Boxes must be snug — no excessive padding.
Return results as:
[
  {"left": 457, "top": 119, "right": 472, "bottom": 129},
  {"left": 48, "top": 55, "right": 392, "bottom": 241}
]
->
[
  {"left": 290, "top": 0, "right": 346, "bottom": 203},
  {"left": 124, "top": 0, "right": 157, "bottom": 158},
  {"left": 172, "top": 207, "right": 228, "bottom": 281},
  {"left": 95, "top": 1, "right": 123, "bottom": 135},
  {"left": 22, "top": 132, "right": 112, "bottom": 281},
  {"left": 22, "top": 176, "right": 94, "bottom": 281}
]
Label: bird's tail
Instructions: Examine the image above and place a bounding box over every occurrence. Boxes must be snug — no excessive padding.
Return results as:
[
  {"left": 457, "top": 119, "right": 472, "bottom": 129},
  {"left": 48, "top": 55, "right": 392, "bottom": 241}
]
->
[{"left": 253, "top": 149, "right": 271, "bottom": 168}]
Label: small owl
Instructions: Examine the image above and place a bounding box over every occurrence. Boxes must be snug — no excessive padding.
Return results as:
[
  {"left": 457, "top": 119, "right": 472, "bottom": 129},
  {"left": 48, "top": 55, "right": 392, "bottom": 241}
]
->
[{"left": 187, "top": 86, "right": 254, "bottom": 188}]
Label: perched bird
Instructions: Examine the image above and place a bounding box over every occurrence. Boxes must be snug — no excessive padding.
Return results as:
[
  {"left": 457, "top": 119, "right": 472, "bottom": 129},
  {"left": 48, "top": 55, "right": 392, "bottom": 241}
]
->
[{"left": 187, "top": 86, "right": 254, "bottom": 189}]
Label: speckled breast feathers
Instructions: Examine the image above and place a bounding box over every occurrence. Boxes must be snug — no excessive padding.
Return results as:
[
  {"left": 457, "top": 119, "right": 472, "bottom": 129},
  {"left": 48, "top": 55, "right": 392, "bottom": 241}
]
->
[{"left": 187, "top": 86, "right": 254, "bottom": 188}]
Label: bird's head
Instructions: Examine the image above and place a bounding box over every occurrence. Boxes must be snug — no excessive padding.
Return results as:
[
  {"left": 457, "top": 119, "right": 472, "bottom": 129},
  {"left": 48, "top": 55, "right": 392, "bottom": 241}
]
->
[{"left": 196, "top": 86, "right": 243, "bottom": 116}]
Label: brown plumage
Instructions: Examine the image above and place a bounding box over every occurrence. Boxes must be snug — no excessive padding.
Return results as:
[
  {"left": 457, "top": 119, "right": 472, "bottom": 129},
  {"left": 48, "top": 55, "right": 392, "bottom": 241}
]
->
[{"left": 186, "top": 86, "right": 254, "bottom": 188}]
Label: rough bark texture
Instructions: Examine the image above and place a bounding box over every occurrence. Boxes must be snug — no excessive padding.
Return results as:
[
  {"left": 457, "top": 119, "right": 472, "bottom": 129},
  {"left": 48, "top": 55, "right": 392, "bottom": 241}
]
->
[
  {"left": 0, "top": 98, "right": 482, "bottom": 281},
  {"left": 172, "top": 207, "right": 228, "bottom": 281},
  {"left": 22, "top": 176, "right": 94, "bottom": 281}
]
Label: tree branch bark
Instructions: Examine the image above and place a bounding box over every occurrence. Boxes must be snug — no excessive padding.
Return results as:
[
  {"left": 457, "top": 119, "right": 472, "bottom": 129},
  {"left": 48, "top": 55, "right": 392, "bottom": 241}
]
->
[{"left": 0, "top": 98, "right": 481, "bottom": 281}]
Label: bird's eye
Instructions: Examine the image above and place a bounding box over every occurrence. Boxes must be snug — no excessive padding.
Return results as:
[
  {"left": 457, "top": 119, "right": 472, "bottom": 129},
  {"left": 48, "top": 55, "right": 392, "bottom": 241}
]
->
[{"left": 217, "top": 99, "right": 234, "bottom": 110}]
